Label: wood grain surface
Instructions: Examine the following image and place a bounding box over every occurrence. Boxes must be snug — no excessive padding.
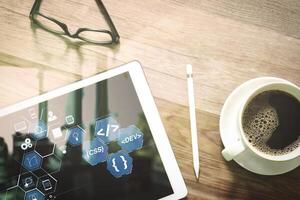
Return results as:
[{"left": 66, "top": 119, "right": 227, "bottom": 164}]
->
[{"left": 0, "top": 0, "right": 299, "bottom": 199}]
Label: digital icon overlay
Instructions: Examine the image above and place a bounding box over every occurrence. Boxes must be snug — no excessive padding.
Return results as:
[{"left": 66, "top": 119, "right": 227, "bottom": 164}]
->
[
  {"left": 24, "top": 177, "right": 34, "bottom": 188},
  {"left": 30, "top": 121, "right": 48, "bottom": 140},
  {"left": 14, "top": 121, "right": 27, "bottom": 132},
  {"left": 22, "top": 151, "right": 43, "bottom": 172},
  {"left": 82, "top": 138, "right": 108, "bottom": 166},
  {"left": 25, "top": 189, "right": 45, "bottom": 200},
  {"left": 95, "top": 116, "right": 120, "bottom": 143},
  {"left": 48, "top": 111, "right": 57, "bottom": 122},
  {"left": 66, "top": 126, "right": 86, "bottom": 146},
  {"left": 42, "top": 179, "right": 52, "bottom": 191},
  {"left": 107, "top": 151, "right": 133, "bottom": 178},
  {"left": 51, "top": 127, "right": 63, "bottom": 140},
  {"left": 21, "top": 138, "right": 33, "bottom": 151},
  {"left": 65, "top": 115, "right": 74, "bottom": 125},
  {"left": 19, "top": 172, "right": 38, "bottom": 192},
  {"left": 5, "top": 111, "right": 145, "bottom": 199},
  {"left": 37, "top": 174, "right": 57, "bottom": 195},
  {"left": 118, "top": 125, "right": 144, "bottom": 153}
]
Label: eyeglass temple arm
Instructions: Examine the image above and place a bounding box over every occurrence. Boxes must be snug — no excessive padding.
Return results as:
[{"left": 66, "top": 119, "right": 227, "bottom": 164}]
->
[
  {"left": 96, "top": 0, "right": 120, "bottom": 42},
  {"left": 30, "top": 0, "right": 42, "bottom": 18}
]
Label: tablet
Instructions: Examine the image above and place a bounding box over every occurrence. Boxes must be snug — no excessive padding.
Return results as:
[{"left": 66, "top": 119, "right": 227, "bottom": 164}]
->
[{"left": 0, "top": 61, "right": 187, "bottom": 200}]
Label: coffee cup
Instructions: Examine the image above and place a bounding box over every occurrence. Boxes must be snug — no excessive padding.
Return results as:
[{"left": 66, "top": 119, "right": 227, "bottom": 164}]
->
[{"left": 222, "top": 81, "right": 300, "bottom": 162}]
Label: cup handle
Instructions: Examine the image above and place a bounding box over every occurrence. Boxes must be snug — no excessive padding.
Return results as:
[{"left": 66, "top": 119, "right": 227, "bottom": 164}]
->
[{"left": 222, "top": 139, "right": 246, "bottom": 161}]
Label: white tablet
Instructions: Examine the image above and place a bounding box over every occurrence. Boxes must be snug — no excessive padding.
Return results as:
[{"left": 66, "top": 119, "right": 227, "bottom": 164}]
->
[{"left": 0, "top": 61, "right": 187, "bottom": 200}]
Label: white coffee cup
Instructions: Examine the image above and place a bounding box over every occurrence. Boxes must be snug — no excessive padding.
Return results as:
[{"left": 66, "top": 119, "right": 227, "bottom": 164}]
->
[{"left": 222, "top": 82, "right": 300, "bottom": 162}]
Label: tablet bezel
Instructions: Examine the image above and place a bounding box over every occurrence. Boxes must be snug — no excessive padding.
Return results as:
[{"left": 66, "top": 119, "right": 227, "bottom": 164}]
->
[{"left": 0, "top": 61, "right": 187, "bottom": 200}]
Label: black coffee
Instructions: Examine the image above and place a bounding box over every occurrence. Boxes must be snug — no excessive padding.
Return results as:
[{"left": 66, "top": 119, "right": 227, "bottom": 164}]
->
[{"left": 242, "top": 90, "right": 300, "bottom": 156}]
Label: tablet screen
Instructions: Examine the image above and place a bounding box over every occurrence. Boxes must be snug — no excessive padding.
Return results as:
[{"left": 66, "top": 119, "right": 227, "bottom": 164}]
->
[{"left": 0, "top": 72, "right": 174, "bottom": 200}]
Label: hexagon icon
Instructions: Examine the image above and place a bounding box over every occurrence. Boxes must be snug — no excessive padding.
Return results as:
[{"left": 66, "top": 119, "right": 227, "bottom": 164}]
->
[
  {"left": 42, "top": 154, "right": 62, "bottom": 174},
  {"left": 37, "top": 174, "right": 57, "bottom": 195},
  {"left": 35, "top": 139, "right": 55, "bottom": 157},
  {"left": 66, "top": 125, "right": 86, "bottom": 146},
  {"left": 5, "top": 186, "right": 24, "bottom": 200},
  {"left": 82, "top": 138, "right": 108, "bottom": 166},
  {"left": 22, "top": 151, "right": 43, "bottom": 172},
  {"left": 25, "top": 189, "right": 44, "bottom": 200},
  {"left": 117, "top": 125, "right": 144, "bottom": 153},
  {"left": 19, "top": 172, "right": 38, "bottom": 192},
  {"left": 29, "top": 121, "right": 48, "bottom": 140},
  {"left": 94, "top": 116, "right": 120, "bottom": 143},
  {"left": 107, "top": 150, "right": 133, "bottom": 178}
]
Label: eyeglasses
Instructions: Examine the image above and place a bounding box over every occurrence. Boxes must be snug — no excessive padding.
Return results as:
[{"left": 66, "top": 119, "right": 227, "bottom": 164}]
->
[{"left": 29, "top": 0, "right": 120, "bottom": 45}]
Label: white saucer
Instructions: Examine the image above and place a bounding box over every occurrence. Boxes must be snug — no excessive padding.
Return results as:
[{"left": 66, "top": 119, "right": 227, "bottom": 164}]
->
[{"left": 220, "top": 77, "right": 300, "bottom": 175}]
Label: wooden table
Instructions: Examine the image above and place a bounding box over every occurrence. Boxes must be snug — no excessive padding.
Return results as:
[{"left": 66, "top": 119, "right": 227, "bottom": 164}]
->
[{"left": 1, "top": 0, "right": 299, "bottom": 199}]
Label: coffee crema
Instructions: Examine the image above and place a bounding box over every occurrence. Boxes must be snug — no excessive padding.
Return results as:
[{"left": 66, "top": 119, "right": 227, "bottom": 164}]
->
[{"left": 242, "top": 90, "right": 300, "bottom": 156}]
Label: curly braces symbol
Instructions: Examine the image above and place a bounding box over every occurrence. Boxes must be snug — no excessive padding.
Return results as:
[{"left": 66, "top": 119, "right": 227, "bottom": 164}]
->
[
  {"left": 112, "top": 158, "right": 119, "bottom": 172},
  {"left": 112, "top": 155, "right": 128, "bottom": 173},
  {"left": 120, "top": 156, "right": 128, "bottom": 170}
]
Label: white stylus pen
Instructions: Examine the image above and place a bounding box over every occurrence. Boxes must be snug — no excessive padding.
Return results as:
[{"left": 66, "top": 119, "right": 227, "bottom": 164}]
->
[{"left": 186, "top": 64, "right": 200, "bottom": 180}]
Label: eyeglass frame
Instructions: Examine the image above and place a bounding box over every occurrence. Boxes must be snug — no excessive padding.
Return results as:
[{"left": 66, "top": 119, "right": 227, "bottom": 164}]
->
[{"left": 29, "top": 0, "right": 120, "bottom": 44}]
